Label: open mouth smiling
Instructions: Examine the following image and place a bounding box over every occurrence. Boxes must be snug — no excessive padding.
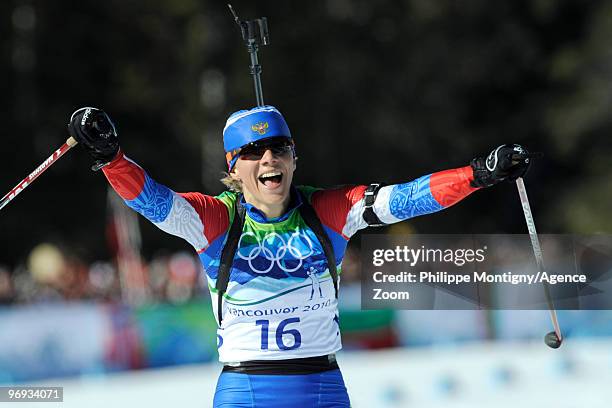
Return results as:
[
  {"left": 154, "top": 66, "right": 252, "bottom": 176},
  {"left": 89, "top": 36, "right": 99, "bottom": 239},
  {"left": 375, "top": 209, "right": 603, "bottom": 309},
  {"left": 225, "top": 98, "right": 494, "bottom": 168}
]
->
[{"left": 258, "top": 171, "right": 283, "bottom": 188}]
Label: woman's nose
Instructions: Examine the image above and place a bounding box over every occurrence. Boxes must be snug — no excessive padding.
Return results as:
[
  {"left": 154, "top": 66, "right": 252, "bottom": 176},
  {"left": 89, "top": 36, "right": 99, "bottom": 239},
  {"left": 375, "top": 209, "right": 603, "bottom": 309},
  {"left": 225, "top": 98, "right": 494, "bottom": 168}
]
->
[{"left": 259, "top": 148, "right": 277, "bottom": 163}]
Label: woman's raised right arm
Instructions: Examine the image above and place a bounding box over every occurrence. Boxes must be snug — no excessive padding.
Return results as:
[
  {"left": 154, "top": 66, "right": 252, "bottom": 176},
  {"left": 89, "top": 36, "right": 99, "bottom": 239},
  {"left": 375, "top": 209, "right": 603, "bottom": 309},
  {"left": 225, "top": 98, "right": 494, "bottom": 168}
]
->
[{"left": 68, "top": 107, "right": 229, "bottom": 252}]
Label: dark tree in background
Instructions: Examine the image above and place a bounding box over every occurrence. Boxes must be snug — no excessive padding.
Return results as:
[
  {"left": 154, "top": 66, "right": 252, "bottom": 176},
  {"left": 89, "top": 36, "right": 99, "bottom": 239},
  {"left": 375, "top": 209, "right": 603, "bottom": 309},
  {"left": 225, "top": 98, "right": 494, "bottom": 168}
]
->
[{"left": 1, "top": 0, "right": 611, "bottom": 268}]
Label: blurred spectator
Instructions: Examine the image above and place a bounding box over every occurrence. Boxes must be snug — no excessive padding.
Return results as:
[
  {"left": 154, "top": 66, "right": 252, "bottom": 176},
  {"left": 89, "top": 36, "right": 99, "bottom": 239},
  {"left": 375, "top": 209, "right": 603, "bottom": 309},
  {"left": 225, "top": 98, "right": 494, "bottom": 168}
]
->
[
  {"left": 0, "top": 266, "right": 15, "bottom": 304},
  {"left": 88, "top": 261, "right": 119, "bottom": 301},
  {"left": 3, "top": 242, "right": 209, "bottom": 306},
  {"left": 340, "top": 243, "right": 361, "bottom": 284},
  {"left": 148, "top": 255, "right": 170, "bottom": 300},
  {"left": 166, "top": 252, "right": 199, "bottom": 304}
]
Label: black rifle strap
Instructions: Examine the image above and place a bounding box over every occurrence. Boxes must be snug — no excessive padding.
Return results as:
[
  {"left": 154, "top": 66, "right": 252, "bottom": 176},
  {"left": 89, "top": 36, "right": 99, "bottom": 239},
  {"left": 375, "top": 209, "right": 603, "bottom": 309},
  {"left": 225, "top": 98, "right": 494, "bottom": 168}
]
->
[
  {"left": 297, "top": 193, "right": 339, "bottom": 300},
  {"left": 216, "top": 196, "right": 246, "bottom": 326},
  {"left": 215, "top": 190, "right": 338, "bottom": 327}
]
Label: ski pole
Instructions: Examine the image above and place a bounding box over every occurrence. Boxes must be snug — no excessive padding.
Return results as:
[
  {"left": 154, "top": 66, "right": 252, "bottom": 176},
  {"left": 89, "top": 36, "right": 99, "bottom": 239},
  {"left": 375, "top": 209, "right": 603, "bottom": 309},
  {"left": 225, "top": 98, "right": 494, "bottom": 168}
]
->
[
  {"left": 516, "top": 177, "right": 563, "bottom": 348},
  {"left": 0, "top": 137, "right": 78, "bottom": 212}
]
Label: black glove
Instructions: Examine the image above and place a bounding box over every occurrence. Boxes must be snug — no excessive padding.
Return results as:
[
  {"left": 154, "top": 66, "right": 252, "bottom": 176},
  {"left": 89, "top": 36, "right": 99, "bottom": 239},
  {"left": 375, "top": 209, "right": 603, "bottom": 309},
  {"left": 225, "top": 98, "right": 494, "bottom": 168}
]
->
[
  {"left": 68, "top": 107, "right": 120, "bottom": 171},
  {"left": 470, "top": 144, "right": 538, "bottom": 188}
]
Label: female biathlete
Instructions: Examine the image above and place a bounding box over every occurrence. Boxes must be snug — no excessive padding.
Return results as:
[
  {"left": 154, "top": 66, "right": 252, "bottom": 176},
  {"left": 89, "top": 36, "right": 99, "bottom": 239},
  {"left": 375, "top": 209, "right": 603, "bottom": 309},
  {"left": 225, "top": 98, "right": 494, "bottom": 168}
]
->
[{"left": 68, "top": 105, "right": 531, "bottom": 407}]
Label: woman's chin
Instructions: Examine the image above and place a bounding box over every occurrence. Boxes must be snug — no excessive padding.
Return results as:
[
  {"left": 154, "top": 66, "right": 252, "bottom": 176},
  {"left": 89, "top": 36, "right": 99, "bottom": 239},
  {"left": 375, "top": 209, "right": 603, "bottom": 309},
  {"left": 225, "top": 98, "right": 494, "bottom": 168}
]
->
[{"left": 258, "top": 185, "right": 290, "bottom": 202}]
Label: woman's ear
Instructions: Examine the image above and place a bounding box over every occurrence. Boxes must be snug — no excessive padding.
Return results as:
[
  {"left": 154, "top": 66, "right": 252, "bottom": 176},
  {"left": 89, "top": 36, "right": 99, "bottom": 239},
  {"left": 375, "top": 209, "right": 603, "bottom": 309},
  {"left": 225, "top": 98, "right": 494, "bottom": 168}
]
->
[
  {"left": 293, "top": 156, "right": 298, "bottom": 171},
  {"left": 230, "top": 169, "right": 240, "bottom": 181}
]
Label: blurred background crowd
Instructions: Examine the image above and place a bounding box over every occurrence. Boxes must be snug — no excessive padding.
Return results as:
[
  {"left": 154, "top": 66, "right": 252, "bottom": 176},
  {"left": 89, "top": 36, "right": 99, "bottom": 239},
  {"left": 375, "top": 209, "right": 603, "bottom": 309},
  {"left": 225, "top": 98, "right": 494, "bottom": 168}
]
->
[{"left": 1, "top": 0, "right": 612, "bottom": 406}]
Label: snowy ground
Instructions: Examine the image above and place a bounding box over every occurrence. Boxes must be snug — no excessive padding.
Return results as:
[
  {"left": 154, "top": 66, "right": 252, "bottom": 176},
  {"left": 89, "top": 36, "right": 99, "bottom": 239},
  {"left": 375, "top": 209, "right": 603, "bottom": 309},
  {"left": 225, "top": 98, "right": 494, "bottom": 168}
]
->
[{"left": 10, "top": 338, "right": 611, "bottom": 408}]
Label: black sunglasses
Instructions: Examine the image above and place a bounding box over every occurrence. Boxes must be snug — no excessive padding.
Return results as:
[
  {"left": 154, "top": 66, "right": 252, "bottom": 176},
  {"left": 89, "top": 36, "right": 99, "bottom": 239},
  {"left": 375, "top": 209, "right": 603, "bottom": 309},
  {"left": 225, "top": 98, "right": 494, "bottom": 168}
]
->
[{"left": 239, "top": 138, "right": 294, "bottom": 161}]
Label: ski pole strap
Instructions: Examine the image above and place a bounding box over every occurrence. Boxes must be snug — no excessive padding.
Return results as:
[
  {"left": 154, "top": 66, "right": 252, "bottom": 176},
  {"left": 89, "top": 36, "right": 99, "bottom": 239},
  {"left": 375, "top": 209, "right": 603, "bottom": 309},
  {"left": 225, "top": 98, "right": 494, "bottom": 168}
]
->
[
  {"left": 216, "top": 197, "right": 246, "bottom": 326},
  {"left": 297, "top": 192, "right": 339, "bottom": 300},
  {"left": 362, "top": 183, "right": 387, "bottom": 227},
  {"left": 215, "top": 190, "right": 338, "bottom": 327}
]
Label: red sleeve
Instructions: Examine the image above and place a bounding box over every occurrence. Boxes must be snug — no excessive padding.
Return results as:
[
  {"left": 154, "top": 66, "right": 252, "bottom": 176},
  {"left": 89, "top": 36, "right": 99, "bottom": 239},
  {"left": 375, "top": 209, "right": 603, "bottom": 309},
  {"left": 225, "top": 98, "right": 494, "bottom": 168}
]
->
[
  {"left": 101, "top": 151, "right": 146, "bottom": 200},
  {"left": 310, "top": 185, "right": 367, "bottom": 239},
  {"left": 429, "top": 166, "right": 478, "bottom": 208}
]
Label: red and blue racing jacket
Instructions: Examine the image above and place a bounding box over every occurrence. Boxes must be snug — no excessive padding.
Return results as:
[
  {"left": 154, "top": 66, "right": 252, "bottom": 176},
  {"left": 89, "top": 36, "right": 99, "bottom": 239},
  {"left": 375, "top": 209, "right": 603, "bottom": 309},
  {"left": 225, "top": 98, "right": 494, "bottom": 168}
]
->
[{"left": 102, "top": 152, "right": 478, "bottom": 362}]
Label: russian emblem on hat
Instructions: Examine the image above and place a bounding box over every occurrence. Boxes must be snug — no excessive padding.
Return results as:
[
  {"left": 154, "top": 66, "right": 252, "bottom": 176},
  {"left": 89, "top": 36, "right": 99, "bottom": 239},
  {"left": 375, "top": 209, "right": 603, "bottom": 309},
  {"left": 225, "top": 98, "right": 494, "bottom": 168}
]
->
[
  {"left": 251, "top": 122, "right": 269, "bottom": 135},
  {"left": 223, "top": 105, "right": 293, "bottom": 170}
]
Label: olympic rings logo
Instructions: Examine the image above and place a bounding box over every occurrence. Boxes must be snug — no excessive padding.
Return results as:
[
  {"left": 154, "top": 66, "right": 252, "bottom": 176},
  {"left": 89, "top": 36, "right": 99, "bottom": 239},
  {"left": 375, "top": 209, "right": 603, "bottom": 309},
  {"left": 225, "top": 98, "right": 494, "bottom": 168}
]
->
[{"left": 236, "top": 230, "right": 315, "bottom": 274}]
